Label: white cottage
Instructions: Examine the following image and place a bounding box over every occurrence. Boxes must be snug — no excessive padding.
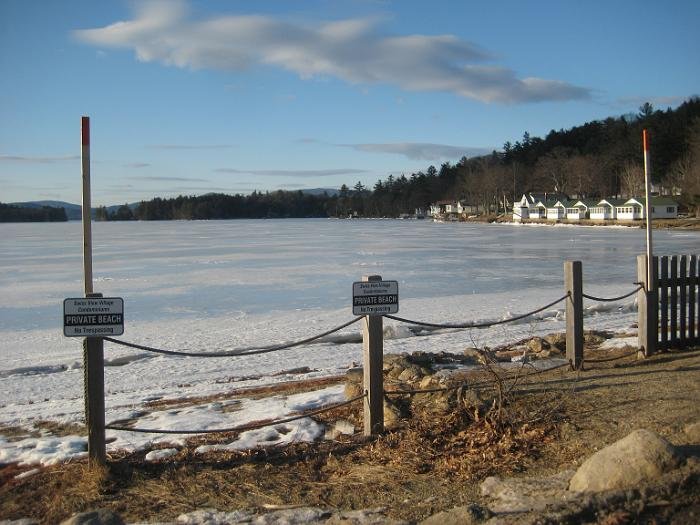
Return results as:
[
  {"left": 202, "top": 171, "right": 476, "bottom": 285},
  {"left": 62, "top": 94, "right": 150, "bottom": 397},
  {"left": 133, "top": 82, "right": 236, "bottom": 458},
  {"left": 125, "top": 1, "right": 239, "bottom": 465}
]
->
[
  {"left": 566, "top": 199, "right": 599, "bottom": 221},
  {"left": 616, "top": 197, "right": 679, "bottom": 220},
  {"left": 589, "top": 199, "right": 625, "bottom": 220},
  {"left": 546, "top": 200, "right": 569, "bottom": 220},
  {"left": 513, "top": 194, "right": 537, "bottom": 221},
  {"left": 512, "top": 193, "right": 569, "bottom": 221}
]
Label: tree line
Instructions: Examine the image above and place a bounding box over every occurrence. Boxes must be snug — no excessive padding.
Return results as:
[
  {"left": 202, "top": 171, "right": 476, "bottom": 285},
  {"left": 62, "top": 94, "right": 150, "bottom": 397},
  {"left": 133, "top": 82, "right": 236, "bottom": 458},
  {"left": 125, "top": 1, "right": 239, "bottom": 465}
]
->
[
  {"left": 96, "top": 191, "right": 330, "bottom": 221},
  {"left": 86, "top": 96, "right": 700, "bottom": 221},
  {"left": 0, "top": 203, "right": 67, "bottom": 222}
]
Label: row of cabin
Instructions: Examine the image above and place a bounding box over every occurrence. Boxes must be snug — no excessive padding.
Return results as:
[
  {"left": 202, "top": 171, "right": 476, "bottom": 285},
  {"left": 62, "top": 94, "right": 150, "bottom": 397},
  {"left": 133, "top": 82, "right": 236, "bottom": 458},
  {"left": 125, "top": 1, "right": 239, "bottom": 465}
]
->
[
  {"left": 513, "top": 194, "right": 679, "bottom": 222},
  {"left": 429, "top": 200, "right": 480, "bottom": 218}
]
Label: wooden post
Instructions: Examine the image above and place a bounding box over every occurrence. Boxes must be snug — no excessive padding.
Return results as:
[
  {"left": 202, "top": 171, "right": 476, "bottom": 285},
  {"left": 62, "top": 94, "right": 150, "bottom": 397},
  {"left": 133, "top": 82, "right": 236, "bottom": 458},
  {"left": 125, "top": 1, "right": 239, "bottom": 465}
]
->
[
  {"left": 637, "top": 254, "right": 658, "bottom": 357},
  {"left": 81, "top": 116, "right": 93, "bottom": 296},
  {"left": 565, "top": 261, "right": 584, "bottom": 369},
  {"left": 362, "top": 275, "right": 384, "bottom": 436},
  {"left": 84, "top": 293, "right": 106, "bottom": 465},
  {"left": 680, "top": 256, "right": 687, "bottom": 348},
  {"left": 80, "top": 117, "right": 106, "bottom": 465},
  {"left": 642, "top": 129, "right": 654, "bottom": 290},
  {"left": 689, "top": 255, "right": 697, "bottom": 344},
  {"left": 660, "top": 256, "right": 669, "bottom": 350},
  {"left": 670, "top": 255, "right": 678, "bottom": 346}
]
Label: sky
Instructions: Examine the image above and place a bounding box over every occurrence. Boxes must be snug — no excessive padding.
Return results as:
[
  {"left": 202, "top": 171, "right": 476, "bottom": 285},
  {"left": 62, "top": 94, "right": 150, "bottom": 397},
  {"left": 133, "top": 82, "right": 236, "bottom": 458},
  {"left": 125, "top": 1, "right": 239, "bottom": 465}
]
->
[{"left": 1, "top": 0, "right": 698, "bottom": 206}]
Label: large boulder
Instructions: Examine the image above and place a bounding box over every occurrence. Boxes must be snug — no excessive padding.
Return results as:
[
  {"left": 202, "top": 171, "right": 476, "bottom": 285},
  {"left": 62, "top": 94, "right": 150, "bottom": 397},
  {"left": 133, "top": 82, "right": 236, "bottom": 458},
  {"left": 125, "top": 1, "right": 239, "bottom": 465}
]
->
[
  {"left": 481, "top": 470, "right": 576, "bottom": 513},
  {"left": 684, "top": 421, "right": 700, "bottom": 443},
  {"left": 568, "top": 429, "right": 681, "bottom": 492}
]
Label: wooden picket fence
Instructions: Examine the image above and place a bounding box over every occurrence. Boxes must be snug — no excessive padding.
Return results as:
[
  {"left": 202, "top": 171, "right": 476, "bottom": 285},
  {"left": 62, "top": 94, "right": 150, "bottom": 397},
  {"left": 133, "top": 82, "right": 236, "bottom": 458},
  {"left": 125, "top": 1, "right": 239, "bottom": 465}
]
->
[{"left": 657, "top": 255, "right": 699, "bottom": 350}]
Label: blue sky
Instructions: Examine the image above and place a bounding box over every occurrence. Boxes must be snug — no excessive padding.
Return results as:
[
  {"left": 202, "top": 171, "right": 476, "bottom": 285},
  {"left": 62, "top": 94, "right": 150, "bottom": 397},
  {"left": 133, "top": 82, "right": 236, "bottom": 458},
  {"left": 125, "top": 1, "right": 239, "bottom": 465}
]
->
[{"left": 1, "top": 0, "right": 698, "bottom": 206}]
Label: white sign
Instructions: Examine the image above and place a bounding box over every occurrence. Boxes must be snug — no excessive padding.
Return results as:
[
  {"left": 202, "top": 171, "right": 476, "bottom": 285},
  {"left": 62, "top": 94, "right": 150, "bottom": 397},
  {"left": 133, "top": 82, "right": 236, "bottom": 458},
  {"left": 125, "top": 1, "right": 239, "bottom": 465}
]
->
[
  {"left": 352, "top": 280, "right": 399, "bottom": 316},
  {"left": 63, "top": 297, "right": 124, "bottom": 337}
]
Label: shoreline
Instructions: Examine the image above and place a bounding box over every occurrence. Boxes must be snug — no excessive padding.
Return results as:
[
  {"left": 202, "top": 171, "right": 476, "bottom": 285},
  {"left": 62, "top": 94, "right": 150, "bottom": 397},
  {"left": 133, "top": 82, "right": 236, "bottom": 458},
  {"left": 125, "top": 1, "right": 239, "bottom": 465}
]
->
[{"left": 459, "top": 214, "right": 700, "bottom": 230}]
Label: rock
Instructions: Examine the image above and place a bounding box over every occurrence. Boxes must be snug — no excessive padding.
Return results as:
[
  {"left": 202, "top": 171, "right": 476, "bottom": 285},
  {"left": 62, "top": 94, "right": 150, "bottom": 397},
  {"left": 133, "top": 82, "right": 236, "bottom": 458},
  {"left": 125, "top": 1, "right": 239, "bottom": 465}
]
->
[
  {"left": 408, "top": 351, "right": 434, "bottom": 367},
  {"left": 480, "top": 470, "right": 576, "bottom": 513},
  {"left": 583, "top": 330, "right": 610, "bottom": 346},
  {"left": 326, "top": 508, "right": 408, "bottom": 524},
  {"left": 544, "top": 332, "right": 567, "bottom": 351},
  {"left": 419, "top": 504, "right": 491, "bottom": 525},
  {"left": 568, "top": 429, "right": 681, "bottom": 492},
  {"left": 397, "top": 364, "right": 428, "bottom": 383},
  {"left": 384, "top": 398, "right": 402, "bottom": 428},
  {"left": 494, "top": 349, "right": 525, "bottom": 362},
  {"left": 463, "top": 347, "right": 481, "bottom": 359},
  {"left": 684, "top": 421, "right": 700, "bottom": 443},
  {"left": 413, "top": 390, "right": 454, "bottom": 415},
  {"left": 459, "top": 388, "right": 491, "bottom": 415},
  {"left": 526, "top": 337, "right": 550, "bottom": 354},
  {"left": 325, "top": 420, "right": 355, "bottom": 440},
  {"left": 418, "top": 376, "right": 436, "bottom": 390},
  {"left": 177, "top": 507, "right": 330, "bottom": 524},
  {"left": 59, "top": 509, "right": 124, "bottom": 525},
  {"left": 344, "top": 368, "right": 364, "bottom": 400}
]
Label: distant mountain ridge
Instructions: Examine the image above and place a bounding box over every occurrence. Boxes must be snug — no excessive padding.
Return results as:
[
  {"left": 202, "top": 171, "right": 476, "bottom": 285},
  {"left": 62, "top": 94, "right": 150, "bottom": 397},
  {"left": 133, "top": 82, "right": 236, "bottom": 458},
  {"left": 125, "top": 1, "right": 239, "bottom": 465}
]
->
[
  {"left": 10, "top": 201, "right": 84, "bottom": 220},
  {"left": 10, "top": 189, "right": 339, "bottom": 220}
]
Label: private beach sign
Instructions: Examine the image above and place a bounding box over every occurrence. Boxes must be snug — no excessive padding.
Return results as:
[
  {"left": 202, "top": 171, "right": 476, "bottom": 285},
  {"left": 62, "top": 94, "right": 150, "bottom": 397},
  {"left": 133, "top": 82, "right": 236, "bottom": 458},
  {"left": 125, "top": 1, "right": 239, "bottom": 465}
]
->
[
  {"left": 352, "top": 280, "right": 399, "bottom": 316},
  {"left": 63, "top": 297, "right": 124, "bottom": 337}
]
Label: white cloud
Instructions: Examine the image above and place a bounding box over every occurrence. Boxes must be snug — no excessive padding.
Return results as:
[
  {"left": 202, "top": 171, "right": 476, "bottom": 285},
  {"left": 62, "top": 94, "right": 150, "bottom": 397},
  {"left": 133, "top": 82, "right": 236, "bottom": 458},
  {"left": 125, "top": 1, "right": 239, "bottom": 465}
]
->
[
  {"left": 74, "top": 0, "right": 590, "bottom": 104},
  {"left": 216, "top": 168, "right": 368, "bottom": 178},
  {"left": 341, "top": 142, "right": 491, "bottom": 161}
]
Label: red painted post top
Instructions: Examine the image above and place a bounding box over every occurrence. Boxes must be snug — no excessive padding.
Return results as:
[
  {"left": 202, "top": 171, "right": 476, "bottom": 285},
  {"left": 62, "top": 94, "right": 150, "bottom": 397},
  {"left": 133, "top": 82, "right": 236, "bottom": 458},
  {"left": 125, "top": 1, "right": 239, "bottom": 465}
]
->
[{"left": 82, "top": 116, "right": 90, "bottom": 146}]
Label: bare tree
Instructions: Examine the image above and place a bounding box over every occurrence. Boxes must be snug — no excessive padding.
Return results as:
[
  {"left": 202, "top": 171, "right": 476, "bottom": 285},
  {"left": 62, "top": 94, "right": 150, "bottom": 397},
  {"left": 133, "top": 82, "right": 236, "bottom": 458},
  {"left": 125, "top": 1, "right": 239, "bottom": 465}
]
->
[
  {"left": 666, "top": 118, "right": 700, "bottom": 216},
  {"left": 534, "top": 148, "right": 573, "bottom": 194},
  {"left": 619, "top": 161, "right": 645, "bottom": 198}
]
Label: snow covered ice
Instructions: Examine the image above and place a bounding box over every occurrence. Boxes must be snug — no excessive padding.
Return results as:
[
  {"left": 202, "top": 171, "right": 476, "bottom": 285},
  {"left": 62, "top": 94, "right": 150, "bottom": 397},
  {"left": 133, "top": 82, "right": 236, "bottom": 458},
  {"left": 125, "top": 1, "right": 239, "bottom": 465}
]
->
[{"left": 1, "top": 219, "right": 698, "bottom": 465}]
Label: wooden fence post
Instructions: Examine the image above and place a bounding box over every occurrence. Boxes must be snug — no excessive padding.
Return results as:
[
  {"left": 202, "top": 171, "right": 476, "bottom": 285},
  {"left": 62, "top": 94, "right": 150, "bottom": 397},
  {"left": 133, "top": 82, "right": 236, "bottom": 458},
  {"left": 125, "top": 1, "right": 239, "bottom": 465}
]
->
[
  {"left": 637, "top": 254, "right": 658, "bottom": 357},
  {"left": 84, "top": 292, "right": 106, "bottom": 465},
  {"left": 362, "top": 275, "right": 384, "bottom": 436},
  {"left": 565, "top": 261, "right": 584, "bottom": 369}
]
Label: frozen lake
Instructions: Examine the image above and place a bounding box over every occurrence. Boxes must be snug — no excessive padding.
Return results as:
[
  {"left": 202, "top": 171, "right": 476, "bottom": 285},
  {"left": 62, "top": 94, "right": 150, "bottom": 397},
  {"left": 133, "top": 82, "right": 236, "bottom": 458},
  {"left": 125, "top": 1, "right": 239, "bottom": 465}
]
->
[{"left": 1, "top": 219, "right": 698, "bottom": 463}]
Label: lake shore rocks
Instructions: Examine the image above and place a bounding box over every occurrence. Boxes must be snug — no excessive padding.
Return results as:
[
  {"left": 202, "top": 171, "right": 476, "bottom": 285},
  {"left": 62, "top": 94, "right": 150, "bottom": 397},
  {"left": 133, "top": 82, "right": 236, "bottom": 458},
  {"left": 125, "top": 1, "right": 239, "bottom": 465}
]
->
[{"left": 568, "top": 429, "right": 682, "bottom": 492}]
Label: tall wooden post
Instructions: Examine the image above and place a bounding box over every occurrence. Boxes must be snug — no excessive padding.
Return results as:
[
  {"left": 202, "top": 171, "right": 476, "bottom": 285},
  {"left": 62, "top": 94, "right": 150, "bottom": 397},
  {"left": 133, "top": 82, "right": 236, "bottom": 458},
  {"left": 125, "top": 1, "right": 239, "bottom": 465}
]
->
[
  {"left": 565, "top": 261, "right": 584, "bottom": 369},
  {"left": 638, "top": 254, "right": 658, "bottom": 357},
  {"left": 642, "top": 130, "right": 654, "bottom": 290},
  {"left": 81, "top": 116, "right": 106, "bottom": 465},
  {"left": 84, "top": 295, "right": 106, "bottom": 465},
  {"left": 362, "top": 275, "right": 384, "bottom": 436},
  {"left": 81, "top": 116, "right": 93, "bottom": 296}
]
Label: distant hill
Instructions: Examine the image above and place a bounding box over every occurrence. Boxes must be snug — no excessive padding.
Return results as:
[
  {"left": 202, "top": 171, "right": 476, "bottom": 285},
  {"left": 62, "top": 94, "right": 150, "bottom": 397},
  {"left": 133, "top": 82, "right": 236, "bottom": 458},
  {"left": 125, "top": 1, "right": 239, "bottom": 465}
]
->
[
  {"left": 301, "top": 188, "right": 339, "bottom": 197},
  {"left": 10, "top": 200, "right": 140, "bottom": 220},
  {"left": 1, "top": 202, "right": 68, "bottom": 222},
  {"left": 11, "top": 200, "right": 84, "bottom": 220}
]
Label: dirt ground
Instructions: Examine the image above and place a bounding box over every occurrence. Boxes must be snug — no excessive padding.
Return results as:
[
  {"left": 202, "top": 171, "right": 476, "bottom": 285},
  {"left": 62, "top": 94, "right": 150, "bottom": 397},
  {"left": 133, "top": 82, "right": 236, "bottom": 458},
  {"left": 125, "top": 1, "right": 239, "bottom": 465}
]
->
[{"left": 1, "top": 344, "right": 699, "bottom": 524}]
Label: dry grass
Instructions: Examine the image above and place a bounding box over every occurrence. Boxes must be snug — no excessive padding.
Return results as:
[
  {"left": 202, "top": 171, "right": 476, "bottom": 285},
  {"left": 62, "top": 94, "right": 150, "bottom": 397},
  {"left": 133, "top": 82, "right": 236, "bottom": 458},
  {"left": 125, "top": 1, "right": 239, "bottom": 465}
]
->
[
  {"left": 2, "top": 348, "right": 699, "bottom": 524},
  {"left": 0, "top": 383, "right": 558, "bottom": 524}
]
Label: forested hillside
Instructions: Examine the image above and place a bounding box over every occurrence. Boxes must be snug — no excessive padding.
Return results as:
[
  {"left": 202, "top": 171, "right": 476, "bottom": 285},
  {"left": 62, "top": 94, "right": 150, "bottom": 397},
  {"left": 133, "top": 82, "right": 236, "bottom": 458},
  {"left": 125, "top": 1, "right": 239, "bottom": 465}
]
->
[
  {"left": 0, "top": 203, "right": 68, "bottom": 223},
  {"left": 105, "top": 98, "right": 700, "bottom": 220}
]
